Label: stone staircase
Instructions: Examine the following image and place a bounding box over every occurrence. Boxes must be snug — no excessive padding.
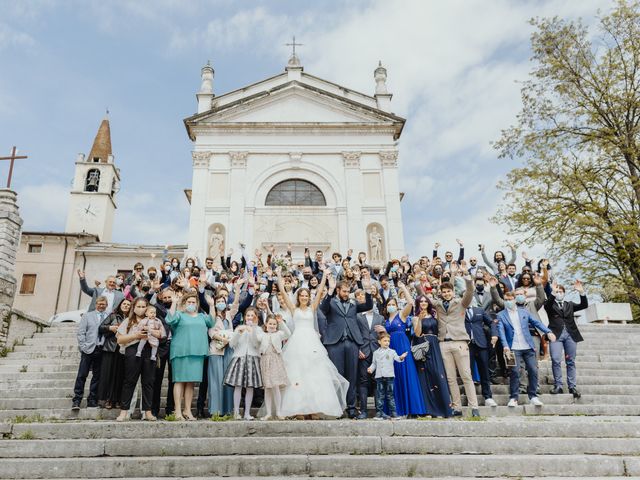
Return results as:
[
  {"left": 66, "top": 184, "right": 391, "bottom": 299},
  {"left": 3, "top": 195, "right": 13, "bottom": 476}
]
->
[{"left": 0, "top": 322, "right": 639, "bottom": 478}]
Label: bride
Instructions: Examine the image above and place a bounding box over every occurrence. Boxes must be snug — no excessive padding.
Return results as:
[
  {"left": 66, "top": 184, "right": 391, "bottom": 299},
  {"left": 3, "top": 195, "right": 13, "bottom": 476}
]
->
[{"left": 276, "top": 267, "right": 349, "bottom": 418}]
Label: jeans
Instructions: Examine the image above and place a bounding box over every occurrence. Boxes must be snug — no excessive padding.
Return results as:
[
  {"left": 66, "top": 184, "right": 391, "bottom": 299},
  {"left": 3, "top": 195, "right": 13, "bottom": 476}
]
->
[
  {"left": 549, "top": 328, "right": 578, "bottom": 389},
  {"left": 375, "top": 377, "right": 396, "bottom": 416},
  {"left": 509, "top": 349, "right": 538, "bottom": 399},
  {"left": 73, "top": 350, "right": 102, "bottom": 405},
  {"left": 519, "top": 334, "right": 541, "bottom": 390}
]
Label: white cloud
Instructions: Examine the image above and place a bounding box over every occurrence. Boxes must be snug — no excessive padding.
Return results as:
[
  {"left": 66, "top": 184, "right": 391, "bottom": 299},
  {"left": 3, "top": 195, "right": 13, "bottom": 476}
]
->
[
  {"left": 0, "top": 22, "right": 35, "bottom": 51},
  {"left": 19, "top": 183, "right": 68, "bottom": 231}
]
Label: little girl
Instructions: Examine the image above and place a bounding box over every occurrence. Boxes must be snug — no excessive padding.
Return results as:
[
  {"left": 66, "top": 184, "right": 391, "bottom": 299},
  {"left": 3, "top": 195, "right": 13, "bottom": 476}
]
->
[
  {"left": 224, "top": 307, "right": 263, "bottom": 420},
  {"left": 257, "top": 314, "right": 291, "bottom": 420},
  {"left": 136, "top": 305, "right": 164, "bottom": 361}
]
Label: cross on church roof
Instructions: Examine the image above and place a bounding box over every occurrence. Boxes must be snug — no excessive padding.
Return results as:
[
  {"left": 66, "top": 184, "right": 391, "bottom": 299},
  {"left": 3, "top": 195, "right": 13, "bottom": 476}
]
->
[{"left": 285, "top": 36, "right": 303, "bottom": 57}]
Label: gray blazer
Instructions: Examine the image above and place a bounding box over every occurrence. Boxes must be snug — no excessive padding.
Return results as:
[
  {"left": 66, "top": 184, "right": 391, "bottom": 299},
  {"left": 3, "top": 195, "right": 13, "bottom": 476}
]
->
[
  {"left": 356, "top": 311, "right": 385, "bottom": 358},
  {"left": 77, "top": 310, "right": 105, "bottom": 354},
  {"left": 80, "top": 278, "right": 125, "bottom": 313}
]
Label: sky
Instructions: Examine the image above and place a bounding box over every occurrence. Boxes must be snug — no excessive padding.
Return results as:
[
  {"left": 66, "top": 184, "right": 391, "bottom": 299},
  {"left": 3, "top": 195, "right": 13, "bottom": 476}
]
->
[{"left": 0, "top": 0, "right": 612, "bottom": 261}]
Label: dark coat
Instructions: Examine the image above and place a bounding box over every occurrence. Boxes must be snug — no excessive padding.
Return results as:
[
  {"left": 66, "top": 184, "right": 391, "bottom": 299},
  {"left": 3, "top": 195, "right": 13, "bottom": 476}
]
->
[
  {"left": 356, "top": 311, "right": 385, "bottom": 357},
  {"left": 319, "top": 293, "right": 373, "bottom": 346},
  {"left": 544, "top": 292, "right": 588, "bottom": 342}
]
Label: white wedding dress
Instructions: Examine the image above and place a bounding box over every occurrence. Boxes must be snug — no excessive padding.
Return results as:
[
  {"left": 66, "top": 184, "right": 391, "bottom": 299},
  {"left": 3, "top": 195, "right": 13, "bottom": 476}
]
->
[{"left": 280, "top": 307, "right": 349, "bottom": 417}]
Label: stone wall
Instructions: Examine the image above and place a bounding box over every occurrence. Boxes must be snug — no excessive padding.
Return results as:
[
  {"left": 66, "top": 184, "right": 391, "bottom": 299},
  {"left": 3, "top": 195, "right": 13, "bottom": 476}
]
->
[{"left": 0, "top": 189, "right": 23, "bottom": 351}]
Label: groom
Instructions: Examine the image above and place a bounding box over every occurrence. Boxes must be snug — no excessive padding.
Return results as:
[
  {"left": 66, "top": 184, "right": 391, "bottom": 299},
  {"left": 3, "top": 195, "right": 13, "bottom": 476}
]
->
[{"left": 320, "top": 275, "right": 373, "bottom": 418}]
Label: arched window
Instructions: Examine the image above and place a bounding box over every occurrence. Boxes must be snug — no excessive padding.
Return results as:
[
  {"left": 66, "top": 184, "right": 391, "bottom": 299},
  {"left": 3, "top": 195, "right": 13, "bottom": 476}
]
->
[
  {"left": 85, "top": 169, "right": 100, "bottom": 192},
  {"left": 265, "top": 179, "right": 326, "bottom": 206}
]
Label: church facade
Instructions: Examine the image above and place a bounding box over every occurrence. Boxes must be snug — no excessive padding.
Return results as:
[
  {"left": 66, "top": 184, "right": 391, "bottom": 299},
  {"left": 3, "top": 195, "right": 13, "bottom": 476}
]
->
[
  {"left": 184, "top": 54, "right": 406, "bottom": 262},
  {"left": 12, "top": 54, "right": 407, "bottom": 321}
]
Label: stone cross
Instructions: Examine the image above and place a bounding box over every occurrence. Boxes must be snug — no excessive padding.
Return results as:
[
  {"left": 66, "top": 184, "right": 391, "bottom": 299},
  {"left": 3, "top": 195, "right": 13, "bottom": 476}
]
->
[
  {"left": 285, "top": 36, "right": 303, "bottom": 57},
  {"left": 0, "top": 147, "right": 27, "bottom": 189}
]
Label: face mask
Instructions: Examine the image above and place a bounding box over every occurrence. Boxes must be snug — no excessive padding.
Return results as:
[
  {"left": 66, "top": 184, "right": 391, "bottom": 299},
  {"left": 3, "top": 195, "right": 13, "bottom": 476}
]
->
[
  {"left": 515, "top": 294, "right": 526, "bottom": 304},
  {"left": 149, "top": 273, "right": 156, "bottom": 280},
  {"left": 116, "top": 278, "right": 123, "bottom": 286},
  {"left": 442, "top": 276, "right": 450, "bottom": 283},
  {"left": 390, "top": 266, "right": 398, "bottom": 272},
  {"left": 259, "top": 284, "right": 267, "bottom": 291},
  {"left": 220, "top": 277, "right": 228, "bottom": 283},
  {"left": 185, "top": 304, "right": 196, "bottom": 313},
  {"left": 387, "top": 305, "right": 398, "bottom": 314},
  {"left": 215, "top": 302, "right": 227, "bottom": 312},
  {"left": 556, "top": 292, "right": 565, "bottom": 301},
  {"left": 164, "top": 266, "right": 171, "bottom": 272},
  {"left": 142, "top": 286, "right": 150, "bottom": 292},
  {"left": 172, "top": 262, "right": 179, "bottom": 268},
  {"left": 187, "top": 262, "right": 194, "bottom": 268},
  {"left": 475, "top": 285, "right": 485, "bottom": 293},
  {"left": 504, "top": 300, "right": 515, "bottom": 310},
  {"left": 162, "top": 300, "right": 172, "bottom": 308},
  {"left": 303, "top": 274, "right": 312, "bottom": 280}
]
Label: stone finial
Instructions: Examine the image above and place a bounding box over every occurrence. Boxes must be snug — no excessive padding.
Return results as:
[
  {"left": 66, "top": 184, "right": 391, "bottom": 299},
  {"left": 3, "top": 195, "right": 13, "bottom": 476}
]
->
[
  {"left": 199, "top": 61, "right": 214, "bottom": 94},
  {"left": 374, "top": 61, "right": 388, "bottom": 95}
]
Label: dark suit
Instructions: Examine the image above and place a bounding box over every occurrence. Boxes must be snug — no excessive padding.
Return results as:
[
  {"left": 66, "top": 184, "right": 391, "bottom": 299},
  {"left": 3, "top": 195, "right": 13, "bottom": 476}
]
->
[
  {"left": 320, "top": 293, "right": 373, "bottom": 415},
  {"left": 544, "top": 292, "right": 588, "bottom": 389},
  {"left": 356, "top": 311, "right": 384, "bottom": 415},
  {"left": 465, "top": 307, "right": 498, "bottom": 399},
  {"left": 500, "top": 275, "right": 518, "bottom": 292}
]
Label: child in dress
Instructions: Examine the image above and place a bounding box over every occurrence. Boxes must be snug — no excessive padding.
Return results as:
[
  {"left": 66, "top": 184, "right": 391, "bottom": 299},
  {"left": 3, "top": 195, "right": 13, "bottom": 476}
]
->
[
  {"left": 136, "top": 305, "right": 163, "bottom": 361},
  {"left": 224, "top": 307, "right": 263, "bottom": 420},
  {"left": 368, "top": 332, "right": 407, "bottom": 419},
  {"left": 257, "top": 314, "right": 291, "bottom": 420}
]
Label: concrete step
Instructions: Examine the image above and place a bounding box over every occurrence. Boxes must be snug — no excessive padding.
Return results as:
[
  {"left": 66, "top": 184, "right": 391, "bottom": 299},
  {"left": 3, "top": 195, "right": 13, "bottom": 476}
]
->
[
  {"left": 539, "top": 374, "right": 640, "bottom": 386},
  {"left": 3, "top": 393, "right": 637, "bottom": 411},
  {"left": 8, "top": 418, "right": 640, "bottom": 440},
  {"left": 0, "top": 454, "right": 637, "bottom": 478},
  {"left": 2, "top": 435, "right": 640, "bottom": 459}
]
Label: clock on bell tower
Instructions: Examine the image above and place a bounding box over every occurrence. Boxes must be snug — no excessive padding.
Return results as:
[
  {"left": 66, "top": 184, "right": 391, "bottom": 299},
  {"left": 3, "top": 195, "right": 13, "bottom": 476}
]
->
[{"left": 65, "top": 114, "right": 120, "bottom": 242}]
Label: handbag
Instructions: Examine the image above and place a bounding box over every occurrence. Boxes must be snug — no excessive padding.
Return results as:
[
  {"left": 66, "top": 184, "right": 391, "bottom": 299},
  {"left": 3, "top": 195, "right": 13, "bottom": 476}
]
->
[{"left": 410, "top": 337, "right": 430, "bottom": 361}]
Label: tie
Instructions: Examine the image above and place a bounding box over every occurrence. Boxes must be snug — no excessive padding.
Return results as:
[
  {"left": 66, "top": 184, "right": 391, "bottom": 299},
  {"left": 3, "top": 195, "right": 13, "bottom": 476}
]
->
[
  {"left": 443, "top": 301, "right": 450, "bottom": 311},
  {"left": 466, "top": 308, "right": 474, "bottom": 341}
]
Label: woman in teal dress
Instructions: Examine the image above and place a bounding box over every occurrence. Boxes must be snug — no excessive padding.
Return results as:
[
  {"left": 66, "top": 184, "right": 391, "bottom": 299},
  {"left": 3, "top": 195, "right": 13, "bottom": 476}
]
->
[{"left": 166, "top": 291, "right": 213, "bottom": 421}]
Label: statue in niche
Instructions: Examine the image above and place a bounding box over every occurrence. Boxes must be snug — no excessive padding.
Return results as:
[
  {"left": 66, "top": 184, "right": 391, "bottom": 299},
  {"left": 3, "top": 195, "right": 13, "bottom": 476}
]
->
[
  {"left": 369, "top": 226, "right": 384, "bottom": 262},
  {"left": 208, "top": 226, "right": 225, "bottom": 258}
]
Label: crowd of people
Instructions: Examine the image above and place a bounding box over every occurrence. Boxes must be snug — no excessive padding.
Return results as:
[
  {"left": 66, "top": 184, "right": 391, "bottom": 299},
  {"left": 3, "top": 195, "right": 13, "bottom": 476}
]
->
[{"left": 72, "top": 240, "right": 588, "bottom": 421}]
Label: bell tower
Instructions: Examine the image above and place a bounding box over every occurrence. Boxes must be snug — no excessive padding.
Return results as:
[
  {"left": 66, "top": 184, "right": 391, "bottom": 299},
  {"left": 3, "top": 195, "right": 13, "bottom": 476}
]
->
[{"left": 65, "top": 114, "right": 120, "bottom": 241}]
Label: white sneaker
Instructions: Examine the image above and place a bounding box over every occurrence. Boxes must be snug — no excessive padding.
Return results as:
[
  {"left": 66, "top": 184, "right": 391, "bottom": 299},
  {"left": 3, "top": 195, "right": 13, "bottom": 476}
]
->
[
  {"left": 507, "top": 398, "right": 518, "bottom": 408},
  {"left": 529, "top": 397, "right": 544, "bottom": 407},
  {"left": 484, "top": 398, "right": 498, "bottom": 407}
]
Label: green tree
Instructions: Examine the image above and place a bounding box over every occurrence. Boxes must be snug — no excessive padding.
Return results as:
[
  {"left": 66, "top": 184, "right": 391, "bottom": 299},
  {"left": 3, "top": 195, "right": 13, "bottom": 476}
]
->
[{"left": 494, "top": 0, "right": 640, "bottom": 318}]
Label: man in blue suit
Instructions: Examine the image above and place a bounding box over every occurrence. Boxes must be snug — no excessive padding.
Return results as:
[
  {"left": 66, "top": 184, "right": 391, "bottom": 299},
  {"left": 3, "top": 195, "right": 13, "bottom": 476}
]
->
[
  {"left": 497, "top": 291, "right": 556, "bottom": 407},
  {"left": 465, "top": 305, "right": 499, "bottom": 407}
]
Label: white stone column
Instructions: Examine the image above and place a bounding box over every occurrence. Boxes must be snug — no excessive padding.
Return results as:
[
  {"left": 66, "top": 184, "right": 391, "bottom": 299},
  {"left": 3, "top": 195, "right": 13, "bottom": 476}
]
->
[
  {"left": 227, "top": 152, "right": 248, "bottom": 252},
  {"left": 342, "top": 152, "right": 365, "bottom": 254},
  {"left": 380, "top": 151, "right": 405, "bottom": 258},
  {"left": 187, "top": 152, "right": 210, "bottom": 258},
  {"left": 0, "top": 189, "right": 23, "bottom": 350}
]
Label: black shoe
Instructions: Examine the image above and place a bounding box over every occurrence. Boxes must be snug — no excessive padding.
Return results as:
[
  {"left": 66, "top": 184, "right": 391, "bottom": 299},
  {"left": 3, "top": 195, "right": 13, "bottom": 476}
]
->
[
  {"left": 196, "top": 409, "right": 206, "bottom": 419},
  {"left": 550, "top": 386, "right": 564, "bottom": 394},
  {"left": 87, "top": 401, "right": 98, "bottom": 408},
  {"left": 471, "top": 409, "right": 481, "bottom": 418},
  {"left": 71, "top": 402, "right": 80, "bottom": 411},
  {"left": 356, "top": 412, "right": 368, "bottom": 420},
  {"left": 452, "top": 410, "right": 463, "bottom": 417},
  {"left": 569, "top": 387, "right": 581, "bottom": 399}
]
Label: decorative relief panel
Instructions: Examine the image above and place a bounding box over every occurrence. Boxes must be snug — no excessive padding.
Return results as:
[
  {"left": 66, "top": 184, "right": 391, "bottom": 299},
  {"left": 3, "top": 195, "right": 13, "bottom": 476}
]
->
[
  {"left": 192, "top": 151, "right": 211, "bottom": 168},
  {"left": 379, "top": 150, "right": 398, "bottom": 168},
  {"left": 342, "top": 151, "right": 361, "bottom": 168},
  {"left": 229, "top": 151, "right": 248, "bottom": 168}
]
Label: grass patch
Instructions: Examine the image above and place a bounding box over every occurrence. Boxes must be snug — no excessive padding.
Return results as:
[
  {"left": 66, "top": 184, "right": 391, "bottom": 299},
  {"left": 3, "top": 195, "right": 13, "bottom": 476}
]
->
[
  {"left": 19, "top": 365, "right": 28, "bottom": 373},
  {"left": 17, "top": 430, "right": 35, "bottom": 440},
  {"left": 210, "top": 413, "right": 233, "bottom": 422},
  {"left": 12, "top": 414, "right": 45, "bottom": 424},
  {"left": 163, "top": 413, "right": 179, "bottom": 422},
  {"left": 463, "top": 415, "right": 487, "bottom": 421}
]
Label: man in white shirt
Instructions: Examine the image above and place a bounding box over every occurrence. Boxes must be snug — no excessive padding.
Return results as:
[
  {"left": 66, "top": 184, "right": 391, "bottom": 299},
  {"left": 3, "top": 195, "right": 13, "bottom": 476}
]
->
[{"left": 496, "top": 291, "right": 556, "bottom": 408}]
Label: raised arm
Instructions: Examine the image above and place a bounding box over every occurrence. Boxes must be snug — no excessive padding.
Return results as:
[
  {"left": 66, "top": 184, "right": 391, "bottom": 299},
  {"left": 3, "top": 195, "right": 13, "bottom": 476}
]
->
[
  {"left": 533, "top": 274, "right": 546, "bottom": 310},
  {"left": 77, "top": 270, "right": 96, "bottom": 298},
  {"left": 275, "top": 268, "right": 296, "bottom": 316},
  {"left": 480, "top": 246, "right": 497, "bottom": 272},
  {"left": 572, "top": 280, "right": 588, "bottom": 312},
  {"left": 456, "top": 238, "right": 464, "bottom": 262},
  {"left": 356, "top": 275, "right": 374, "bottom": 313},
  {"left": 460, "top": 262, "right": 474, "bottom": 308},
  {"left": 506, "top": 242, "right": 517, "bottom": 265},
  {"left": 488, "top": 275, "right": 505, "bottom": 309},
  {"left": 397, "top": 281, "right": 413, "bottom": 321},
  {"left": 312, "top": 269, "right": 329, "bottom": 311}
]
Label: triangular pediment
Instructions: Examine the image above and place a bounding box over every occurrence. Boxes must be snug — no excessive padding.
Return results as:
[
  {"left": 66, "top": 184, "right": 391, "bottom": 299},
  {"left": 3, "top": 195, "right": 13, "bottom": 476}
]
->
[{"left": 185, "top": 81, "right": 403, "bottom": 128}]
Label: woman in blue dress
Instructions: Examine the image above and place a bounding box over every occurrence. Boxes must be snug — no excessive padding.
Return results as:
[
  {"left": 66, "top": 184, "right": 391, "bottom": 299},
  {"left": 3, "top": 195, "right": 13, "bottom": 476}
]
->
[
  {"left": 412, "top": 295, "right": 453, "bottom": 418},
  {"left": 383, "top": 282, "right": 426, "bottom": 417}
]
